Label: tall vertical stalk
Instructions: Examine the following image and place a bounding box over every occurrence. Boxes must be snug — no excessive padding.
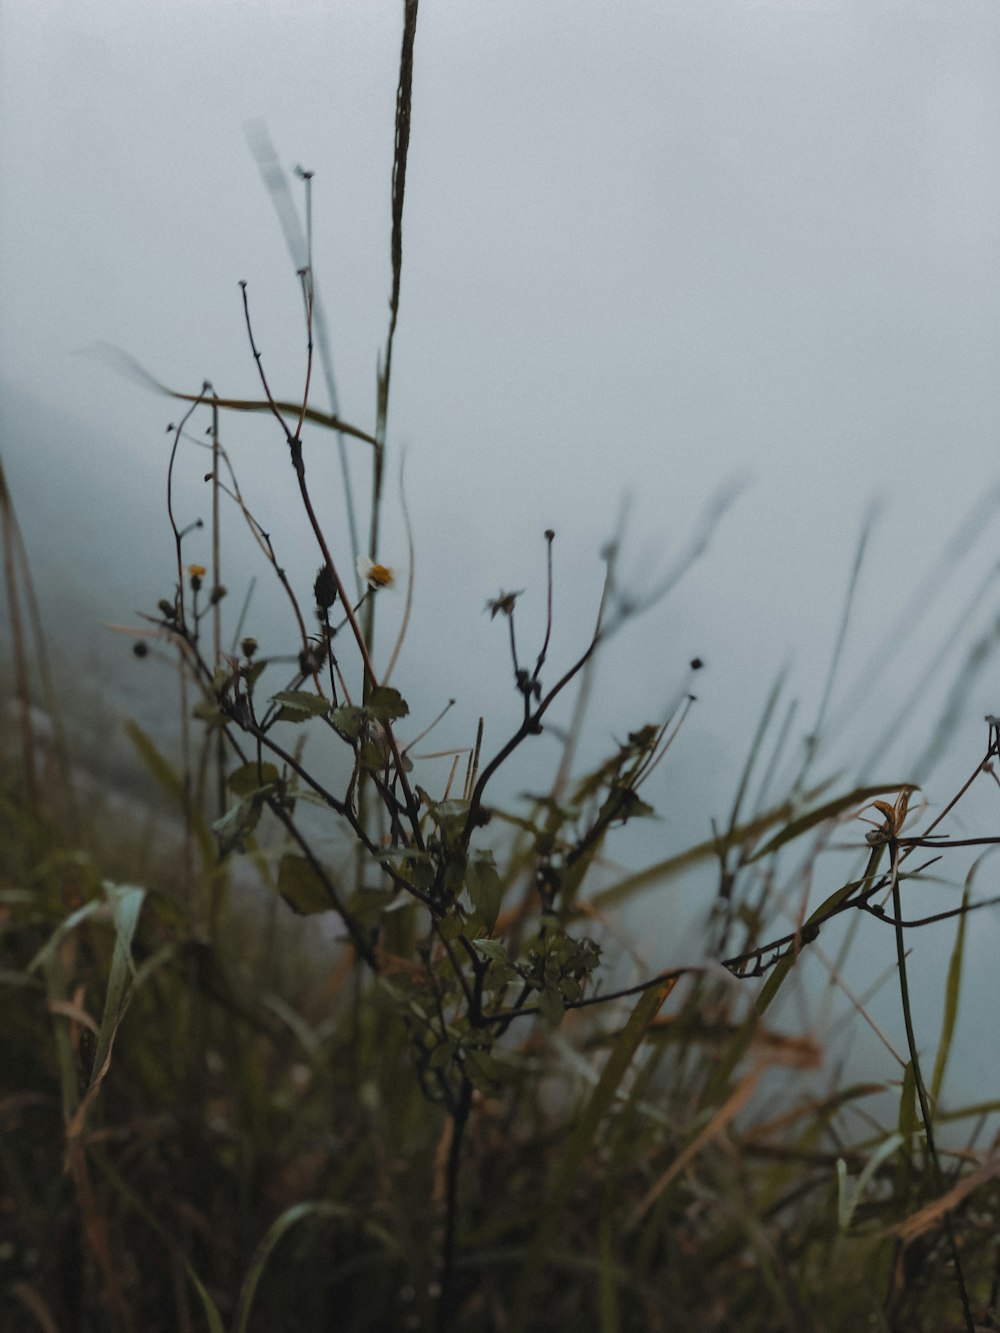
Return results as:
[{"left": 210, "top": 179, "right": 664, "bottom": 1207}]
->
[{"left": 891, "top": 860, "right": 975, "bottom": 1333}]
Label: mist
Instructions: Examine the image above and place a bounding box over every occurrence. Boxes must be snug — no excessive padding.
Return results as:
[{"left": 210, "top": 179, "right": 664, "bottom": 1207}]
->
[{"left": 4, "top": 0, "right": 1000, "bottom": 1110}]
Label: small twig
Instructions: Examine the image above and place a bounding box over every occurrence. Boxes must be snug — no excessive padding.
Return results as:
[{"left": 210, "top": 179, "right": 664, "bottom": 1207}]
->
[
  {"left": 404, "top": 698, "right": 456, "bottom": 755},
  {"left": 860, "top": 892, "right": 1000, "bottom": 928},
  {"left": 463, "top": 719, "right": 484, "bottom": 804},
  {"left": 238, "top": 281, "right": 425, "bottom": 848},
  {"left": 531, "top": 528, "right": 556, "bottom": 685}
]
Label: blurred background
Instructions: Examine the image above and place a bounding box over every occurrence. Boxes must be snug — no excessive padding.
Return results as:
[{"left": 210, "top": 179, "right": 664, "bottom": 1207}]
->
[{"left": 3, "top": 0, "right": 1000, "bottom": 1108}]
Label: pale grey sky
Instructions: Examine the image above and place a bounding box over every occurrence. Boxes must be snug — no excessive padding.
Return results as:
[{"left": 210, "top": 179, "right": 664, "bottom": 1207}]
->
[
  {"left": 4, "top": 0, "right": 1000, "bottom": 1085},
  {"left": 4, "top": 0, "right": 999, "bottom": 704}
]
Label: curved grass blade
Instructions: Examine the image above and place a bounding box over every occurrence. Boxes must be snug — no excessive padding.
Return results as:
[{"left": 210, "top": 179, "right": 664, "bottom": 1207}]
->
[
  {"left": 591, "top": 776, "right": 843, "bottom": 910},
  {"left": 125, "top": 719, "right": 216, "bottom": 871},
  {"left": 591, "top": 806, "right": 798, "bottom": 911},
  {"left": 89, "top": 882, "right": 145, "bottom": 1087},
  {"left": 90, "top": 1146, "right": 225, "bottom": 1333},
  {"left": 748, "top": 782, "right": 917, "bottom": 863},
  {"left": 930, "top": 863, "right": 979, "bottom": 1104},
  {"left": 233, "top": 1202, "right": 361, "bottom": 1333},
  {"left": 84, "top": 344, "right": 378, "bottom": 448}
]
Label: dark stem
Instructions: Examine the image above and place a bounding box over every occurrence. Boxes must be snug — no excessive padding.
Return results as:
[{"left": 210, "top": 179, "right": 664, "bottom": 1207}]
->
[
  {"left": 531, "top": 528, "right": 555, "bottom": 684},
  {"left": 891, "top": 858, "right": 975, "bottom": 1333},
  {"left": 436, "top": 1076, "right": 473, "bottom": 1333}
]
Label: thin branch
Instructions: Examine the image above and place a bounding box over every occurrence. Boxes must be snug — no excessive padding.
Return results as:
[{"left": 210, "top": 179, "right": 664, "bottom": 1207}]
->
[{"left": 238, "top": 281, "right": 425, "bottom": 847}]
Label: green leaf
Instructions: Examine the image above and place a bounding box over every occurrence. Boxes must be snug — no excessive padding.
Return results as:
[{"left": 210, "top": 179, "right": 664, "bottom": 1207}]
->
[
  {"left": 437, "top": 907, "right": 469, "bottom": 940},
  {"left": 838, "top": 1133, "right": 903, "bottom": 1232},
  {"left": 538, "top": 986, "right": 566, "bottom": 1028},
  {"left": 465, "top": 1046, "right": 501, "bottom": 1091},
  {"left": 90, "top": 882, "right": 146, "bottom": 1087},
  {"left": 192, "top": 699, "right": 226, "bottom": 727},
  {"left": 442, "top": 849, "right": 467, "bottom": 897},
  {"left": 330, "top": 704, "right": 365, "bottom": 740},
  {"left": 243, "top": 658, "right": 268, "bottom": 690},
  {"left": 360, "top": 737, "right": 389, "bottom": 770},
  {"left": 420, "top": 794, "right": 470, "bottom": 839},
  {"left": 228, "top": 761, "right": 281, "bottom": 797},
  {"left": 212, "top": 795, "right": 265, "bottom": 856},
  {"left": 559, "top": 976, "right": 583, "bottom": 1003},
  {"left": 404, "top": 853, "right": 436, "bottom": 891},
  {"left": 428, "top": 1039, "right": 457, "bottom": 1071},
  {"left": 377, "top": 847, "right": 436, "bottom": 890},
  {"left": 483, "top": 958, "right": 521, "bottom": 993},
  {"left": 365, "top": 685, "right": 409, "bottom": 721},
  {"left": 599, "top": 786, "right": 656, "bottom": 825},
  {"left": 473, "top": 938, "right": 509, "bottom": 963},
  {"left": 28, "top": 900, "right": 102, "bottom": 975},
  {"left": 345, "top": 886, "right": 394, "bottom": 929},
  {"left": 271, "top": 689, "right": 330, "bottom": 722},
  {"left": 467, "top": 851, "right": 503, "bottom": 931},
  {"left": 277, "top": 853, "right": 334, "bottom": 915}
]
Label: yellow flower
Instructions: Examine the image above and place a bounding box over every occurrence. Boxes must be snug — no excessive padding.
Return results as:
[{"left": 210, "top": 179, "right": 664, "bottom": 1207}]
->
[
  {"left": 188, "top": 564, "right": 207, "bottom": 578},
  {"left": 356, "top": 555, "right": 395, "bottom": 589}
]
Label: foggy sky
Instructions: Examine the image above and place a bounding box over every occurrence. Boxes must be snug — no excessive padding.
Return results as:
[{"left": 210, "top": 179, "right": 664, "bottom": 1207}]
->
[{"left": 3, "top": 0, "right": 1000, "bottom": 1098}]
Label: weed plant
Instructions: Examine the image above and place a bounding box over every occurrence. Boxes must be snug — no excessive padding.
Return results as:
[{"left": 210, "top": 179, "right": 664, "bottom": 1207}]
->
[{"left": 5, "top": 7, "right": 1000, "bottom": 1331}]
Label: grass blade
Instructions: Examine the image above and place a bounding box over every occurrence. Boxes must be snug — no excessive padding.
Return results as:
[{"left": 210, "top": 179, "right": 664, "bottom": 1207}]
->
[
  {"left": 233, "top": 1202, "right": 358, "bottom": 1333},
  {"left": 748, "top": 782, "right": 916, "bottom": 863},
  {"left": 510, "top": 979, "right": 677, "bottom": 1328},
  {"left": 930, "top": 867, "right": 977, "bottom": 1104},
  {"left": 89, "top": 883, "right": 145, "bottom": 1086}
]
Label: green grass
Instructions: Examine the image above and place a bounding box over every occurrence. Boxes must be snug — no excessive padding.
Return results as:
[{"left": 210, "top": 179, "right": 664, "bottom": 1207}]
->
[{"left": 5, "top": 741, "right": 1000, "bottom": 1332}]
